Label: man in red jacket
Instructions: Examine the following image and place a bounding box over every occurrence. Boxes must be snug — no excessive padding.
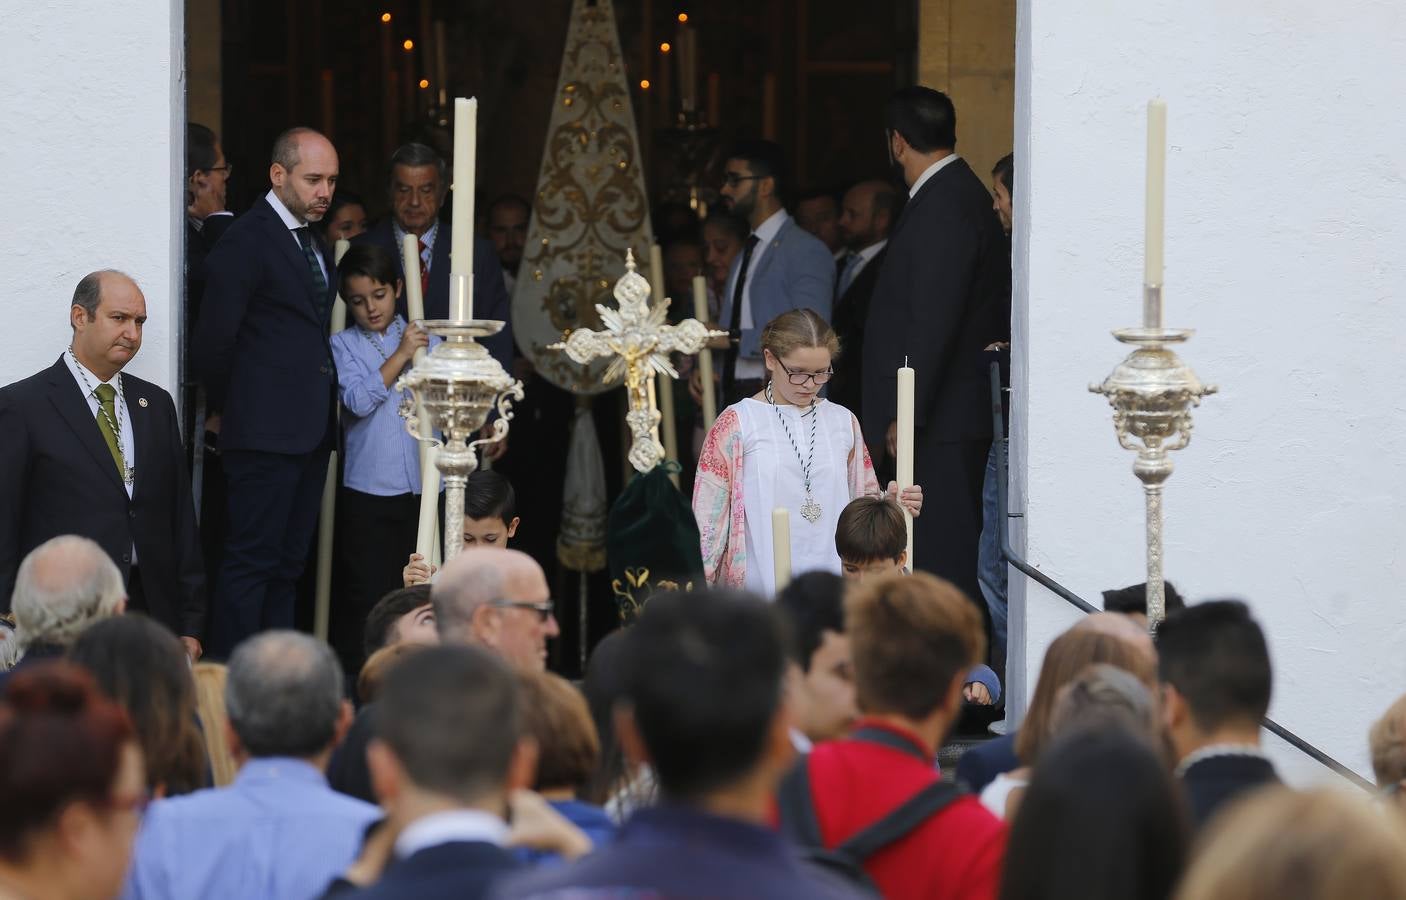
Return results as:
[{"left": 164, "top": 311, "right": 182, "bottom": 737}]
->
[{"left": 800, "top": 571, "right": 1007, "bottom": 899}]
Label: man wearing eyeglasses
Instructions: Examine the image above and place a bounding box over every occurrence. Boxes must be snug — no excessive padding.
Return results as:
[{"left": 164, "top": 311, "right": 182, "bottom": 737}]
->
[
  {"left": 716, "top": 139, "right": 836, "bottom": 405},
  {"left": 327, "top": 547, "right": 559, "bottom": 805}
]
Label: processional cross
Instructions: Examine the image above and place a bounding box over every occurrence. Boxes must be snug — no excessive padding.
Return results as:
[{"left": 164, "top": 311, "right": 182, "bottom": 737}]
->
[{"left": 551, "top": 249, "right": 725, "bottom": 474}]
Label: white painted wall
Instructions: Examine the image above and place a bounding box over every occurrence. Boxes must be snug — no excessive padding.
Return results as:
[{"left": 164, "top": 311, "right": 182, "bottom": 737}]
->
[
  {"left": 0, "top": 0, "right": 184, "bottom": 393},
  {"left": 1011, "top": 0, "right": 1406, "bottom": 781}
]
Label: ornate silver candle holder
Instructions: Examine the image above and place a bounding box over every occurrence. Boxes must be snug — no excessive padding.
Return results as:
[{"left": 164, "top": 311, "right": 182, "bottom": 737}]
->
[
  {"left": 1091, "top": 296, "right": 1216, "bottom": 630},
  {"left": 399, "top": 320, "right": 525, "bottom": 563}
]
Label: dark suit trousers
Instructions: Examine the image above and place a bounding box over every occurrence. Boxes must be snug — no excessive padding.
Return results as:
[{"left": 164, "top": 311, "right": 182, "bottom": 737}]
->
[
  {"left": 212, "top": 448, "right": 330, "bottom": 657},
  {"left": 331, "top": 487, "right": 419, "bottom": 673},
  {"left": 914, "top": 438, "right": 991, "bottom": 616}
]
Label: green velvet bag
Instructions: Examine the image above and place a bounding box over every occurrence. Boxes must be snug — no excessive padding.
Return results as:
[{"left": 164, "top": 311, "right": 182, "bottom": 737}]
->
[{"left": 606, "top": 463, "right": 704, "bottom": 620}]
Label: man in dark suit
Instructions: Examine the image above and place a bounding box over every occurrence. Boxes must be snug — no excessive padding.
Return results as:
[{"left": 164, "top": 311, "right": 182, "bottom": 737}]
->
[
  {"left": 353, "top": 142, "right": 513, "bottom": 372},
  {"left": 1159, "top": 600, "right": 1280, "bottom": 829},
  {"left": 828, "top": 179, "right": 896, "bottom": 417},
  {"left": 196, "top": 126, "right": 340, "bottom": 657},
  {"left": 860, "top": 87, "right": 1009, "bottom": 605},
  {"left": 333, "top": 646, "right": 585, "bottom": 899},
  {"left": 0, "top": 271, "right": 205, "bottom": 657}
]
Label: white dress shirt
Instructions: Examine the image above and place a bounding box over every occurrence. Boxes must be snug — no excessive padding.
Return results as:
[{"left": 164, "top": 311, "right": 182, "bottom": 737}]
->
[
  {"left": 394, "top": 809, "right": 509, "bottom": 860},
  {"left": 265, "top": 189, "right": 329, "bottom": 284},
  {"left": 908, "top": 154, "right": 962, "bottom": 199},
  {"left": 733, "top": 207, "right": 790, "bottom": 380}
]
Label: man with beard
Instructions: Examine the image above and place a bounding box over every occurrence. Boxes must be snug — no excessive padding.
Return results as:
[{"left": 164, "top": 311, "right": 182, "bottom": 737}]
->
[
  {"left": 860, "top": 89, "right": 1008, "bottom": 606},
  {"left": 487, "top": 193, "right": 530, "bottom": 297},
  {"left": 716, "top": 140, "right": 835, "bottom": 404},
  {"left": 196, "top": 126, "right": 340, "bottom": 656}
]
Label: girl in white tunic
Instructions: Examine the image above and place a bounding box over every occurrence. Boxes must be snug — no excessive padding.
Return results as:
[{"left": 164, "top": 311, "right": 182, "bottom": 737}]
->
[{"left": 693, "top": 309, "right": 922, "bottom": 595}]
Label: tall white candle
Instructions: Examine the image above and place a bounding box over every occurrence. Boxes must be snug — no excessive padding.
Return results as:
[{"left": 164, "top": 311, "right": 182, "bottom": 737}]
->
[
  {"left": 402, "top": 234, "right": 441, "bottom": 557},
  {"left": 896, "top": 360, "right": 915, "bottom": 567},
  {"left": 313, "top": 238, "right": 353, "bottom": 641},
  {"left": 450, "top": 97, "right": 477, "bottom": 321},
  {"left": 692, "top": 275, "right": 717, "bottom": 429},
  {"left": 1145, "top": 99, "right": 1167, "bottom": 291},
  {"left": 417, "top": 446, "right": 441, "bottom": 561},
  {"left": 772, "top": 507, "right": 792, "bottom": 592},
  {"left": 402, "top": 234, "right": 427, "bottom": 329},
  {"left": 329, "top": 239, "right": 350, "bottom": 335}
]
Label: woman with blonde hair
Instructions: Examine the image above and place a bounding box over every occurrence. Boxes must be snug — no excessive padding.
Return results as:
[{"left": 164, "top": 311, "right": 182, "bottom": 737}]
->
[
  {"left": 693, "top": 309, "right": 922, "bottom": 595},
  {"left": 1176, "top": 786, "right": 1406, "bottom": 900}
]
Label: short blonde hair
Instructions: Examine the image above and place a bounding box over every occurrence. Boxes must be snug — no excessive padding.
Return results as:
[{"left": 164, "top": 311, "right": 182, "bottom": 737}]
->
[
  {"left": 1369, "top": 693, "right": 1406, "bottom": 788},
  {"left": 1176, "top": 787, "right": 1406, "bottom": 900},
  {"left": 845, "top": 571, "right": 984, "bottom": 720}
]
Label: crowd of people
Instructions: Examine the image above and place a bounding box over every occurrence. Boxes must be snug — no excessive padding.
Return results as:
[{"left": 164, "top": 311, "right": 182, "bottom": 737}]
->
[
  {"left": 3, "top": 535, "right": 1406, "bottom": 900},
  {"left": 2, "top": 80, "right": 1404, "bottom": 900}
]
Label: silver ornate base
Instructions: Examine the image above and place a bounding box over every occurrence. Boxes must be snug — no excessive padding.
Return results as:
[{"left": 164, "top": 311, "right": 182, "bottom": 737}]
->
[{"left": 398, "top": 318, "right": 525, "bottom": 563}]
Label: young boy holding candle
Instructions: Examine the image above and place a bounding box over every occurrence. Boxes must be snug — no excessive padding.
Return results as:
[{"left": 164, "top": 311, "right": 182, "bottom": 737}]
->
[
  {"left": 330, "top": 243, "right": 437, "bottom": 669},
  {"left": 835, "top": 495, "right": 1002, "bottom": 706},
  {"left": 402, "top": 470, "right": 520, "bottom": 586}
]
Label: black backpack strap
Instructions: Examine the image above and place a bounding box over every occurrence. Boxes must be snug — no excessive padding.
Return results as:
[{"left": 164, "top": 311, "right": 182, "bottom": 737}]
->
[
  {"left": 836, "top": 780, "right": 964, "bottom": 861},
  {"left": 776, "top": 754, "right": 823, "bottom": 848},
  {"left": 850, "top": 726, "right": 931, "bottom": 763}
]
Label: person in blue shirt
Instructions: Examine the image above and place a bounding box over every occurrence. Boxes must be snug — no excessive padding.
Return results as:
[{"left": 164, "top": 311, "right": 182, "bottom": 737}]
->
[
  {"left": 123, "top": 630, "right": 378, "bottom": 900},
  {"left": 329, "top": 243, "right": 435, "bottom": 670}
]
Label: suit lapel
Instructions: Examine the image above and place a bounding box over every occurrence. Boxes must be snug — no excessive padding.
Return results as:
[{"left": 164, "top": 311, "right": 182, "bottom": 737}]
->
[
  {"left": 257, "top": 198, "right": 324, "bottom": 322},
  {"left": 45, "top": 358, "right": 126, "bottom": 496},
  {"left": 123, "top": 377, "right": 157, "bottom": 501},
  {"left": 750, "top": 218, "right": 790, "bottom": 284}
]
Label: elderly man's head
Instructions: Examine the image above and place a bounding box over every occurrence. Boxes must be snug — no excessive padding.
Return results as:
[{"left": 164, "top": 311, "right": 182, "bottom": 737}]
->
[
  {"left": 224, "top": 630, "right": 350, "bottom": 762},
  {"left": 11, "top": 536, "right": 126, "bottom": 650},
  {"left": 430, "top": 548, "right": 559, "bottom": 670}
]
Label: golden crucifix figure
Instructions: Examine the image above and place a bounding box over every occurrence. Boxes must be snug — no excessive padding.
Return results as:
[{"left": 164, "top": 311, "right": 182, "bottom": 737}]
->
[{"left": 550, "top": 249, "right": 725, "bottom": 474}]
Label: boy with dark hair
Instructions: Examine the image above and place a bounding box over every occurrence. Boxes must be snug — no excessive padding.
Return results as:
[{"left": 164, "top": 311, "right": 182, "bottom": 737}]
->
[
  {"left": 779, "top": 572, "right": 1006, "bottom": 899},
  {"left": 834, "top": 496, "right": 1001, "bottom": 706},
  {"left": 776, "top": 572, "right": 857, "bottom": 749},
  {"left": 1157, "top": 599, "right": 1279, "bottom": 828},
  {"left": 362, "top": 585, "right": 436, "bottom": 659},
  {"left": 500, "top": 590, "right": 862, "bottom": 899},
  {"left": 403, "top": 471, "right": 521, "bottom": 585}
]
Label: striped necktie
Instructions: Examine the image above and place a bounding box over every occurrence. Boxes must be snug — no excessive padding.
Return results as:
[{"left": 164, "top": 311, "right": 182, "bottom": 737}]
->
[{"left": 294, "top": 226, "right": 329, "bottom": 308}]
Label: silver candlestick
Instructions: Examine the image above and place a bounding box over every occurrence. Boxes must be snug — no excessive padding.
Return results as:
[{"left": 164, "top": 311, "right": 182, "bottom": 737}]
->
[
  {"left": 399, "top": 320, "right": 524, "bottom": 563},
  {"left": 1091, "top": 285, "right": 1216, "bottom": 630}
]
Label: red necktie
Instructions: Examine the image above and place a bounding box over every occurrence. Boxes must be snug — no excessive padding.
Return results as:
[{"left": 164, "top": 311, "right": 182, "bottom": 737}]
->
[{"left": 418, "top": 239, "right": 430, "bottom": 297}]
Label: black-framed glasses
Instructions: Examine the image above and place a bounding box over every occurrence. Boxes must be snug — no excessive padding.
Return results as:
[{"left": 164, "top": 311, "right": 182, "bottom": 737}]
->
[
  {"left": 489, "top": 600, "right": 555, "bottom": 623},
  {"left": 721, "top": 173, "right": 763, "bottom": 188},
  {"left": 776, "top": 359, "right": 833, "bottom": 386}
]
